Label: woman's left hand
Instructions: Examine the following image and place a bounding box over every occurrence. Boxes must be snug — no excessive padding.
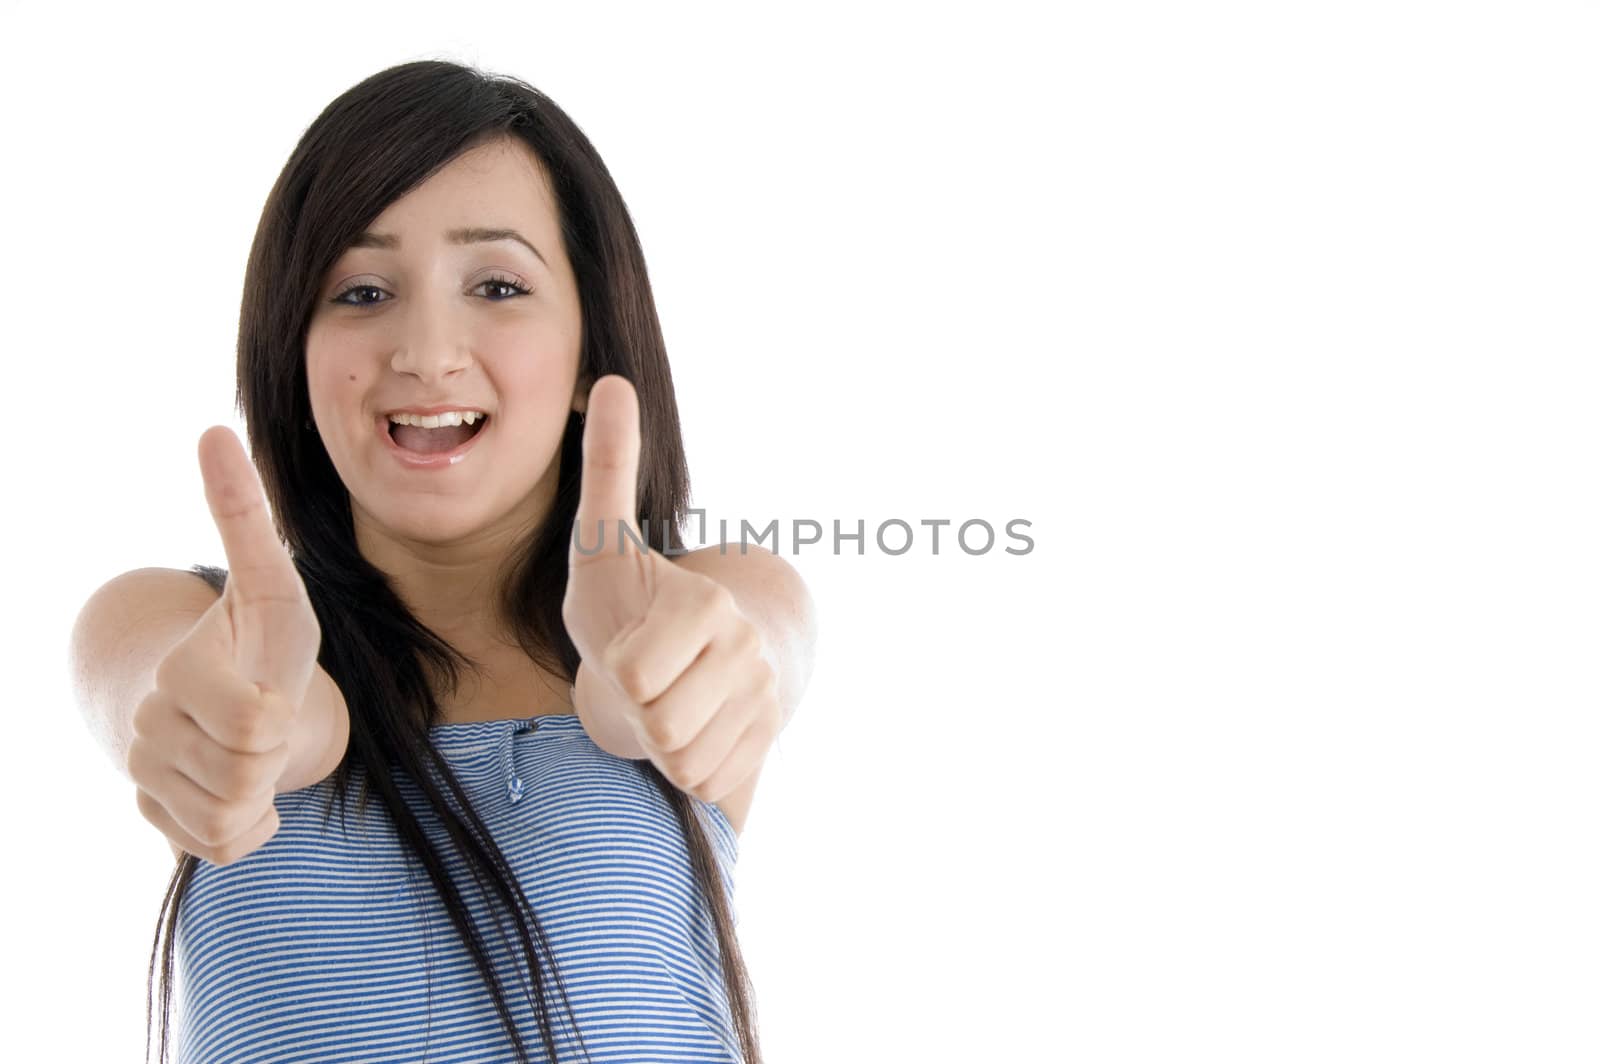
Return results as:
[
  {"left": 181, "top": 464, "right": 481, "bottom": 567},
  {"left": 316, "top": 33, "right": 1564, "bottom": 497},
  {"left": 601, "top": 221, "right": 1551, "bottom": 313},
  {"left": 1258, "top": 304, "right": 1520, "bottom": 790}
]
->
[{"left": 562, "top": 374, "right": 780, "bottom": 804}]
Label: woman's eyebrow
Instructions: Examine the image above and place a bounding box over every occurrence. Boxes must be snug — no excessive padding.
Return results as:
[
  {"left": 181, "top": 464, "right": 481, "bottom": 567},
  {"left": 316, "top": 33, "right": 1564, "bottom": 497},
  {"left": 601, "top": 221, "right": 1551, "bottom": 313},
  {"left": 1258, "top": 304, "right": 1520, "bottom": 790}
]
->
[{"left": 349, "top": 226, "right": 547, "bottom": 267}]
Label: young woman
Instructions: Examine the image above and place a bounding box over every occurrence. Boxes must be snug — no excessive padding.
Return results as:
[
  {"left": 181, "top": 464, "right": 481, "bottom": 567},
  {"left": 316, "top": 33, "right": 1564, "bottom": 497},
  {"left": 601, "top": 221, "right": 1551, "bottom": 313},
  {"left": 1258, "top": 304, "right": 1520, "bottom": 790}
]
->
[{"left": 69, "top": 59, "right": 816, "bottom": 1064}]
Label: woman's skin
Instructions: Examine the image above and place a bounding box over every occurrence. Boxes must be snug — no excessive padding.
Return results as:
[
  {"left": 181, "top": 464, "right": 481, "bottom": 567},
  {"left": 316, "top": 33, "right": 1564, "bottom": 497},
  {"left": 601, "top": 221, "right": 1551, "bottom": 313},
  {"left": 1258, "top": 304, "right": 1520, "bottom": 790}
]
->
[{"left": 304, "top": 135, "right": 815, "bottom": 834}]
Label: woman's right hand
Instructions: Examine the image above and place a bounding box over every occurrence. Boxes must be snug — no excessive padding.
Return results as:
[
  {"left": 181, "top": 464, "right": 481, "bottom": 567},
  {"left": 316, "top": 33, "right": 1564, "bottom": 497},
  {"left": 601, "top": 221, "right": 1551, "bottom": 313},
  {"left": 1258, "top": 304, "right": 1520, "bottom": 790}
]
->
[{"left": 127, "top": 426, "right": 324, "bottom": 867}]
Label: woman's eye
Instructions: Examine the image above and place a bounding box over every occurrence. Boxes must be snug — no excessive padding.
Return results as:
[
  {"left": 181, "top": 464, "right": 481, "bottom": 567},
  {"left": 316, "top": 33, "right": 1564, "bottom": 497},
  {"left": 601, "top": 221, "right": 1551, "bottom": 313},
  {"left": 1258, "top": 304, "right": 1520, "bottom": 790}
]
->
[
  {"left": 331, "top": 284, "right": 388, "bottom": 307},
  {"left": 476, "top": 276, "right": 532, "bottom": 301},
  {"left": 329, "top": 277, "right": 530, "bottom": 308}
]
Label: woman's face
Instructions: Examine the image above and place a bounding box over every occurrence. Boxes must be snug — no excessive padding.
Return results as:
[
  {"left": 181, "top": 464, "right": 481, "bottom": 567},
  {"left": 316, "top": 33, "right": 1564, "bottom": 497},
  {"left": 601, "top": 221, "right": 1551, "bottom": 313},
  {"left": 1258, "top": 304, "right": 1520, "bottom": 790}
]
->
[{"left": 305, "top": 136, "right": 585, "bottom": 554}]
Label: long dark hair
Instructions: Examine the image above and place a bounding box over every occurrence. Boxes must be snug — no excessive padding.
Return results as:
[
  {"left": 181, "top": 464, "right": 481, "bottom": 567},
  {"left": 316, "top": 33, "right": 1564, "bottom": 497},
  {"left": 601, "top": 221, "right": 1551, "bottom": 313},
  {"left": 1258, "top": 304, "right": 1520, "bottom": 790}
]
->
[{"left": 144, "top": 60, "right": 760, "bottom": 1064}]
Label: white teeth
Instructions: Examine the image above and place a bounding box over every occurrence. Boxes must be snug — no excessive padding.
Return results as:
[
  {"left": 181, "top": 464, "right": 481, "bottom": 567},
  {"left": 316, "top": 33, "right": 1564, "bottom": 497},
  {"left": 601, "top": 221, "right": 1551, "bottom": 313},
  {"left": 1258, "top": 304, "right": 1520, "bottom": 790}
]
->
[{"left": 387, "top": 411, "right": 484, "bottom": 428}]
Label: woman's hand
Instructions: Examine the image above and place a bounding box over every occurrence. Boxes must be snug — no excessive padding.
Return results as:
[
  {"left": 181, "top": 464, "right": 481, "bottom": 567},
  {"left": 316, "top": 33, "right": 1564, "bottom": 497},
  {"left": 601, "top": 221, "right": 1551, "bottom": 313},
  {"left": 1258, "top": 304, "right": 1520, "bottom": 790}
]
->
[
  {"left": 127, "top": 427, "right": 328, "bottom": 866},
  {"left": 562, "top": 375, "right": 780, "bottom": 805}
]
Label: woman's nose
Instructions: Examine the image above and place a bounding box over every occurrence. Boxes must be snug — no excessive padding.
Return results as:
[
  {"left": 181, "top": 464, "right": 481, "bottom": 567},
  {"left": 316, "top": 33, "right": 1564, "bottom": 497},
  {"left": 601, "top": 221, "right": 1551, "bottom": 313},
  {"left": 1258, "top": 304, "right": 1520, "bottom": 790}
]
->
[{"left": 389, "top": 298, "right": 472, "bottom": 381}]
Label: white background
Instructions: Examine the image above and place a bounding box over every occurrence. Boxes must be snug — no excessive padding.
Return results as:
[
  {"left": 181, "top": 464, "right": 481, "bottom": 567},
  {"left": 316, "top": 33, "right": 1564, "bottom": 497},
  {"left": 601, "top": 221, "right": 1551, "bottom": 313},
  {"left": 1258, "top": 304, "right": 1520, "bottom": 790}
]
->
[{"left": 3, "top": 1, "right": 1596, "bottom": 1061}]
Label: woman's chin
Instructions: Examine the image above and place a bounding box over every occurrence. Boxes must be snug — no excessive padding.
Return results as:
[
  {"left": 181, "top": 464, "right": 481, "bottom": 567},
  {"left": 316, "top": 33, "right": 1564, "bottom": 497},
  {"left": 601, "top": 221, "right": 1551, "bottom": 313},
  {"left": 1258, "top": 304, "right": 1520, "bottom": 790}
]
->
[
  {"left": 349, "top": 496, "right": 495, "bottom": 550},
  {"left": 389, "top": 510, "right": 494, "bottom": 545}
]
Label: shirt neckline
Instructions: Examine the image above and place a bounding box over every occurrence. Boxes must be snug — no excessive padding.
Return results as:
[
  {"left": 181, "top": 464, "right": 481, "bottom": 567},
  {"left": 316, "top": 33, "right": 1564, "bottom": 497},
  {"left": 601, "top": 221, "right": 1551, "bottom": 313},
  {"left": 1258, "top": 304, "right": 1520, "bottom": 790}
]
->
[{"left": 428, "top": 712, "right": 581, "bottom": 742}]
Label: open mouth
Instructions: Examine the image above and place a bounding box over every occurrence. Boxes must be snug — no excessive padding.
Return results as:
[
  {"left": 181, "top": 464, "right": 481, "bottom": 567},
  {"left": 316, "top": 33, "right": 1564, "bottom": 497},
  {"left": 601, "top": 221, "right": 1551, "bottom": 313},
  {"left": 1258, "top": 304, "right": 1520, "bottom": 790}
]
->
[{"left": 387, "top": 415, "right": 489, "bottom": 455}]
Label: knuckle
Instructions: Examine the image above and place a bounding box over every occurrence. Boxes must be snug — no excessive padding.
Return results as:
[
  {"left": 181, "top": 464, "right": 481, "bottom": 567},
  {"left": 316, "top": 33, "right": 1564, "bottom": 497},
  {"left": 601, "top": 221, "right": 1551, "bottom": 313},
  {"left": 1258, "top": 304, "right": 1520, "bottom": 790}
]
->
[
  {"left": 130, "top": 691, "right": 166, "bottom": 741},
  {"left": 193, "top": 799, "right": 250, "bottom": 847},
  {"left": 613, "top": 660, "right": 650, "bottom": 703},
  {"left": 211, "top": 715, "right": 248, "bottom": 752},
  {"left": 643, "top": 714, "right": 679, "bottom": 750},
  {"left": 134, "top": 787, "right": 162, "bottom": 826},
  {"left": 222, "top": 704, "right": 278, "bottom": 752},
  {"left": 216, "top": 757, "right": 263, "bottom": 803},
  {"left": 735, "top": 622, "right": 764, "bottom": 660},
  {"left": 129, "top": 696, "right": 150, "bottom": 737},
  {"left": 655, "top": 749, "right": 684, "bottom": 783},
  {"left": 660, "top": 747, "right": 692, "bottom": 781},
  {"left": 179, "top": 728, "right": 209, "bottom": 780},
  {"left": 704, "top": 580, "right": 735, "bottom": 614},
  {"left": 153, "top": 651, "right": 183, "bottom": 693},
  {"left": 124, "top": 736, "right": 150, "bottom": 783},
  {"left": 191, "top": 811, "right": 230, "bottom": 848}
]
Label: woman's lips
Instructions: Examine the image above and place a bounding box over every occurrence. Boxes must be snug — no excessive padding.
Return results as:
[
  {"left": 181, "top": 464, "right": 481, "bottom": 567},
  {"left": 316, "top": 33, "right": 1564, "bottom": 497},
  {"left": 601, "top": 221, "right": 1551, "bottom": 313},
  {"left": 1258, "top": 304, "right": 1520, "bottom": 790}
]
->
[{"left": 377, "top": 414, "right": 488, "bottom": 469}]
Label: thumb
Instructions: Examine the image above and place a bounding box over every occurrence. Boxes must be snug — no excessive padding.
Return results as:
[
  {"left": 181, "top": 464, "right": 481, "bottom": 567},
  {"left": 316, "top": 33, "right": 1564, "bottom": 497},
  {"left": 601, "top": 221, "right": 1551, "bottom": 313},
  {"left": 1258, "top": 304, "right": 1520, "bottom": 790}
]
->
[
  {"left": 571, "top": 375, "right": 645, "bottom": 566},
  {"left": 198, "top": 425, "right": 316, "bottom": 697}
]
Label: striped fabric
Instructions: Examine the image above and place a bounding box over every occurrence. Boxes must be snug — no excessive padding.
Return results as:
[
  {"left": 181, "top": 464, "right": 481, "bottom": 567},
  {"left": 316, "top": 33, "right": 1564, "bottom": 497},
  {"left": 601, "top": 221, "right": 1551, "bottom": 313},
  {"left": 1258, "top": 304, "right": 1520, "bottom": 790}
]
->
[{"left": 172, "top": 712, "right": 742, "bottom": 1063}]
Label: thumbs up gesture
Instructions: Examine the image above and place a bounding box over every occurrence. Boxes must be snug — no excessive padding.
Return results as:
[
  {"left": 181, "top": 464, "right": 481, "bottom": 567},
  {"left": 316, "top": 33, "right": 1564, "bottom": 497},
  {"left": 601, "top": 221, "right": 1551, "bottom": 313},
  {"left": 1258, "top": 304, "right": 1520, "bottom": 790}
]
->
[
  {"left": 127, "top": 427, "right": 326, "bottom": 866},
  {"left": 562, "top": 376, "right": 780, "bottom": 805}
]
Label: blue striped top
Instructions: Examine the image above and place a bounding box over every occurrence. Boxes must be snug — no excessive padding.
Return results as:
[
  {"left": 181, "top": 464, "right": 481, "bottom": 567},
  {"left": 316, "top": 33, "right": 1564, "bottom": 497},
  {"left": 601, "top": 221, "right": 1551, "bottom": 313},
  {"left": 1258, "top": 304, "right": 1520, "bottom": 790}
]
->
[{"left": 172, "top": 712, "right": 743, "bottom": 1063}]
